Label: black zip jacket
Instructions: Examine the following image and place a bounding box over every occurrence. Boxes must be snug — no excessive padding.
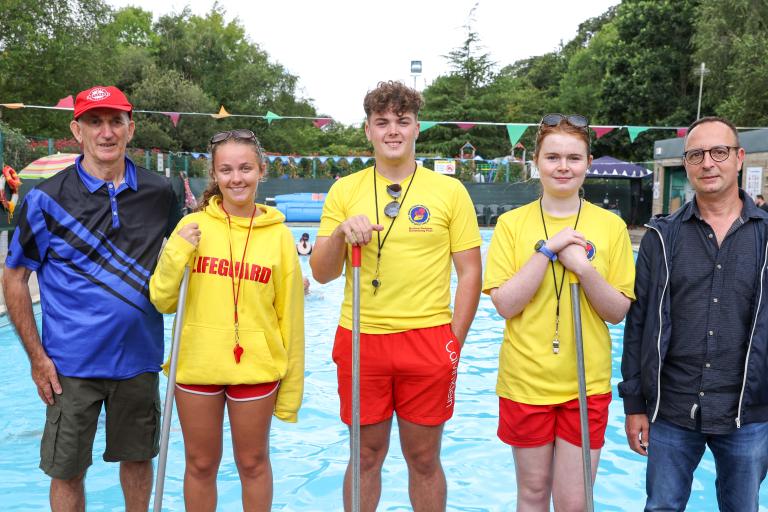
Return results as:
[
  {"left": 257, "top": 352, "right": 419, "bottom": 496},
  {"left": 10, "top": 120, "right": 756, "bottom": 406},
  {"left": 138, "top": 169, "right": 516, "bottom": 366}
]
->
[{"left": 619, "top": 194, "right": 768, "bottom": 428}]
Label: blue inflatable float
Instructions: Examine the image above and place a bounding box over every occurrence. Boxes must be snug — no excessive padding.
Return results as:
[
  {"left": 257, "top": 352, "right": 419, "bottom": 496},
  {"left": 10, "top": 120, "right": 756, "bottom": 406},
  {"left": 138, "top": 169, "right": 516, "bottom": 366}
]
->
[{"left": 274, "top": 193, "right": 326, "bottom": 222}]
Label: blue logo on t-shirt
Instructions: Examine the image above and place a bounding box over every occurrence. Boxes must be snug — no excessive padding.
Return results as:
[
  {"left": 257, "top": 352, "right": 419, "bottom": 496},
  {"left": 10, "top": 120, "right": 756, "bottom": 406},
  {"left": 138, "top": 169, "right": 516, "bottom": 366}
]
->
[{"left": 409, "top": 205, "right": 430, "bottom": 225}]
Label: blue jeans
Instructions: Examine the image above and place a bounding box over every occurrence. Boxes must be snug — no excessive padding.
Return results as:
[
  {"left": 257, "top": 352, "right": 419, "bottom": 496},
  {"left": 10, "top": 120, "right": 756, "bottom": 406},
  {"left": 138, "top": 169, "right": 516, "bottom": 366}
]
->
[{"left": 645, "top": 418, "right": 768, "bottom": 511}]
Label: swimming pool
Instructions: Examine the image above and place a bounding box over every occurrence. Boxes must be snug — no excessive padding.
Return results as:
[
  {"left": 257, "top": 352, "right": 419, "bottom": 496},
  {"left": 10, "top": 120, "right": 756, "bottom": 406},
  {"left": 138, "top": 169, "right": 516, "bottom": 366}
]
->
[{"left": 1, "top": 227, "right": 766, "bottom": 510}]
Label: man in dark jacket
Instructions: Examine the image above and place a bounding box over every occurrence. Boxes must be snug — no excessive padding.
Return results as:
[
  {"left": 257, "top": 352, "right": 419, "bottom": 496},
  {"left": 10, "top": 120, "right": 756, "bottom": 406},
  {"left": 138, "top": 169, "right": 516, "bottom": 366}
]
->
[{"left": 620, "top": 116, "right": 768, "bottom": 511}]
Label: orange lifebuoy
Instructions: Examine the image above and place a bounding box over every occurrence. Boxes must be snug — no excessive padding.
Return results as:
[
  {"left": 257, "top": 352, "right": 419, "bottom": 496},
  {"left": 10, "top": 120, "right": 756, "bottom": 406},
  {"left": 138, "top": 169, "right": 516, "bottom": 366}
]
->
[{"left": 2, "top": 165, "right": 21, "bottom": 191}]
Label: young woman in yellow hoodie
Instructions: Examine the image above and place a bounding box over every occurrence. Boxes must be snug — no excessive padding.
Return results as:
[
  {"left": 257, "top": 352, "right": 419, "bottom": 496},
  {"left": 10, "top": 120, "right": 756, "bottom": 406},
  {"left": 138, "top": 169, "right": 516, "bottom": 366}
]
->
[{"left": 150, "top": 130, "right": 304, "bottom": 512}]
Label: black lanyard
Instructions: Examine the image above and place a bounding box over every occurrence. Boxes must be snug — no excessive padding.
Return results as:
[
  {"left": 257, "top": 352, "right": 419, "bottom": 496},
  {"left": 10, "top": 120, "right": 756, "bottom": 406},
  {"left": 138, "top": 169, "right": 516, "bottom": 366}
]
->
[
  {"left": 539, "top": 197, "right": 582, "bottom": 354},
  {"left": 371, "top": 163, "right": 417, "bottom": 294}
]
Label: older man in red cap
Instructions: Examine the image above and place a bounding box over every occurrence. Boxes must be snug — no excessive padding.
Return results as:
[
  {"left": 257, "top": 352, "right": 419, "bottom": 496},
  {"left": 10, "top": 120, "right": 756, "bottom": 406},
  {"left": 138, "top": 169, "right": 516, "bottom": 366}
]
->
[{"left": 2, "top": 85, "right": 180, "bottom": 511}]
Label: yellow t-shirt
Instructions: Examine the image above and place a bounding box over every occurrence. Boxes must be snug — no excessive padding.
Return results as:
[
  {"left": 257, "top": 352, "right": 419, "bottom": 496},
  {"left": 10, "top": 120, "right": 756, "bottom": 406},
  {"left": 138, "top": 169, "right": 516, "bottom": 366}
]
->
[
  {"left": 318, "top": 165, "right": 481, "bottom": 333},
  {"left": 482, "top": 200, "right": 635, "bottom": 404}
]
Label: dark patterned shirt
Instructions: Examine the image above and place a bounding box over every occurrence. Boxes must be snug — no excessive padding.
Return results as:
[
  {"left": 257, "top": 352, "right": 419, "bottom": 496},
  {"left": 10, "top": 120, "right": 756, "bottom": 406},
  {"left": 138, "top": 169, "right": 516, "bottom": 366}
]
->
[{"left": 6, "top": 156, "right": 180, "bottom": 379}]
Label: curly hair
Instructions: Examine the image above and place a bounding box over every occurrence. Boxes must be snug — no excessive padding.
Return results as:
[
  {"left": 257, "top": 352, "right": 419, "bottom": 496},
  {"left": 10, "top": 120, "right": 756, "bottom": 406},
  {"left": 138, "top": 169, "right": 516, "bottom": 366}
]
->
[
  {"left": 198, "top": 132, "right": 266, "bottom": 211},
  {"left": 363, "top": 81, "right": 423, "bottom": 119}
]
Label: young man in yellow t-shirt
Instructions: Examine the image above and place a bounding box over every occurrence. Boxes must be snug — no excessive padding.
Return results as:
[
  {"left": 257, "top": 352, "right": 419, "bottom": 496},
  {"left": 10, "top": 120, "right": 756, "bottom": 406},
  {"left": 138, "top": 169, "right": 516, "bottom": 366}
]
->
[{"left": 310, "top": 81, "right": 481, "bottom": 511}]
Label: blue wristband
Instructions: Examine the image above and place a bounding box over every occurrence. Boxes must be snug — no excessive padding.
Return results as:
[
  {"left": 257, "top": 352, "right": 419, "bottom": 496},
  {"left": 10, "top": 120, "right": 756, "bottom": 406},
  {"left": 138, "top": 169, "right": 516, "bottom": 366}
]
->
[{"left": 535, "top": 240, "right": 557, "bottom": 261}]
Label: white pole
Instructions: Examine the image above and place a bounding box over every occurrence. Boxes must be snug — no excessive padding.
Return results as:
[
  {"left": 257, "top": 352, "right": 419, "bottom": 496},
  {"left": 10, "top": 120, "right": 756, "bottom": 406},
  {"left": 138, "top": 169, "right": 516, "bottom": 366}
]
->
[
  {"left": 153, "top": 267, "right": 191, "bottom": 512},
  {"left": 570, "top": 281, "right": 594, "bottom": 512},
  {"left": 351, "top": 245, "right": 362, "bottom": 512},
  {"left": 696, "top": 62, "right": 706, "bottom": 120}
]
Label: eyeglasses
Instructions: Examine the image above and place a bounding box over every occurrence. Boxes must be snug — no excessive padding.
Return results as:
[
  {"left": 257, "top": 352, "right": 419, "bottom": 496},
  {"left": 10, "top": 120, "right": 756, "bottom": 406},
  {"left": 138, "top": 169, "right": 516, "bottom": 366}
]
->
[
  {"left": 210, "top": 129, "right": 257, "bottom": 144},
  {"left": 383, "top": 184, "right": 402, "bottom": 218},
  {"left": 540, "top": 113, "right": 589, "bottom": 129},
  {"left": 683, "top": 145, "right": 739, "bottom": 165}
]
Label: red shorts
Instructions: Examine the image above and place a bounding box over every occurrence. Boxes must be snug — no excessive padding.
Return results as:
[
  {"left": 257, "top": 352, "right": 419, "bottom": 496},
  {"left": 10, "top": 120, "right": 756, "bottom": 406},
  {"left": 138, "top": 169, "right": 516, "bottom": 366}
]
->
[
  {"left": 176, "top": 381, "right": 279, "bottom": 402},
  {"left": 498, "top": 393, "right": 611, "bottom": 449},
  {"left": 333, "top": 324, "right": 460, "bottom": 426}
]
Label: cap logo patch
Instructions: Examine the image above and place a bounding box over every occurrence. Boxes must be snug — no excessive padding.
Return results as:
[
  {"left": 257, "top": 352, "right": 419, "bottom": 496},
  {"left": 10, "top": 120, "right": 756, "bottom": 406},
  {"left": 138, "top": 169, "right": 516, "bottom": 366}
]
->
[{"left": 87, "top": 88, "right": 110, "bottom": 102}]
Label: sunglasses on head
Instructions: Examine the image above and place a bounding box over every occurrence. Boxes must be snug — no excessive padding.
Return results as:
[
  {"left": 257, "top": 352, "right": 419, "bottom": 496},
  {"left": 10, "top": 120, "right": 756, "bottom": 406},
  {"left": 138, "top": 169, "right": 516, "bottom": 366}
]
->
[
  {"left": 383, "top": 184, "right": 402, "bottom": 218},
  {"left": 539, "top": 113, "right": 589, "bottom": 129},
  {"left": 210, "top": 129, "right": 257, "bottom": 145}
]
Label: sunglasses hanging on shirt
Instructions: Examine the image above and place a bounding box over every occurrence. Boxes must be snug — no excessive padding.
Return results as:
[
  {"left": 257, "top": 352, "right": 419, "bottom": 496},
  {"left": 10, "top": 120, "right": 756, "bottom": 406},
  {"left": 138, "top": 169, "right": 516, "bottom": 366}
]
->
[
  {"left": 383, "top": 184, "right": 403, "bottom": 218},
  {"left": 372, "top": 165, "right": 417, "bottom": 294}
]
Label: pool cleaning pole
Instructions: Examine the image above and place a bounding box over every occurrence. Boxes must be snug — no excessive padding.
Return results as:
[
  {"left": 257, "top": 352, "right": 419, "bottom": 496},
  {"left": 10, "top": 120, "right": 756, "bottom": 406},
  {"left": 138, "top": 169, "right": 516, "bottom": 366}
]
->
[
  {"left": 351, "top": 244, "right": 362, "bottom": 512},
  {"left": 570, "top": 279, "right": 594, "bottom": 512},
  {"left": 153, "top": 267, "right": 191, "bottom": 512}
]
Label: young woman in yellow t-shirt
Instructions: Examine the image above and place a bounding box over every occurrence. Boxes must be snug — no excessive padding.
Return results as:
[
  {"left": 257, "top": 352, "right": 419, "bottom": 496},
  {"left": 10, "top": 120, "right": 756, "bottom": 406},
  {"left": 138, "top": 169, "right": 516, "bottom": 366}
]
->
[{"left": 483, "top": 115, "right": 635, "bottom": 511}]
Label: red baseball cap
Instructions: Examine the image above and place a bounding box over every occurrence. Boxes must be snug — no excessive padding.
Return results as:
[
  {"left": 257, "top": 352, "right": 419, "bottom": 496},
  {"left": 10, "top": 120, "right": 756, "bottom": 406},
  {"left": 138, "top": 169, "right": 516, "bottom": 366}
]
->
[{"left": 73, "top": 86, "right": 133, "bottom": 119}]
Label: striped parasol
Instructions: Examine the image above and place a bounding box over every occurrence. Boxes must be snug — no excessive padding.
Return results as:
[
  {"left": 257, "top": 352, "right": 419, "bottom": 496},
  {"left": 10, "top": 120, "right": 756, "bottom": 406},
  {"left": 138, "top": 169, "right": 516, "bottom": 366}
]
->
[{"left": 19, "top": 153, "right": 78, "bottom": 179}]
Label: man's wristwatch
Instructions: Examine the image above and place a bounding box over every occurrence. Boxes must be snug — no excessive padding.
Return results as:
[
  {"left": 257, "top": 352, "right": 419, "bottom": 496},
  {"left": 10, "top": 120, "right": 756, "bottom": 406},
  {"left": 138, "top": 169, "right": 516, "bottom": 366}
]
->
[{"left": 534, "top": 240, "right": 557, "bottom": 261}]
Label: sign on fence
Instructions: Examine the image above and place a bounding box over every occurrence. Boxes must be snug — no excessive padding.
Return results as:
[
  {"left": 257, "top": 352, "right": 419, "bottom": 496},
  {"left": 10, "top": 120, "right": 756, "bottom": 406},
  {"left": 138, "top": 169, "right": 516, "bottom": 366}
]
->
[{"left": 434, "top": 159, "right": 456, "bottom": 175}]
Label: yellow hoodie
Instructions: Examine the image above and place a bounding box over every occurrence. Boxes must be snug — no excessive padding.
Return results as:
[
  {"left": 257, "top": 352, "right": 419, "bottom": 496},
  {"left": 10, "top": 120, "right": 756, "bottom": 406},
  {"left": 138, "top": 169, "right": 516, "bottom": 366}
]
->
[{"left": 150, "top": 196, "right": 304, "bottom": 422}]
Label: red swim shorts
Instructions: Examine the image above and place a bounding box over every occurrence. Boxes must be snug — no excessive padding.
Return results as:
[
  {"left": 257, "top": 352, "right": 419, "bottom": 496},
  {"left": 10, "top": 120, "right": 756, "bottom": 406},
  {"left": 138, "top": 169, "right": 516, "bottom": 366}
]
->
[
  {"left": 333, "top": 323, "right": 460, "bottom": 426},
  {"left": 176, "top": 381, "right": 280, "bottom": 402},
  {"left": 498, "top": 392, "right": 611, "bottom": 449}
]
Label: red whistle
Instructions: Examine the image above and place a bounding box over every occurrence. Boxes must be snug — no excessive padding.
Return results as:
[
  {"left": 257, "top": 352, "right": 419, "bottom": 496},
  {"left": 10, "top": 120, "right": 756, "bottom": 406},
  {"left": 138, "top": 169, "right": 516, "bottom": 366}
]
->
[{"left": 234, "top": 344, "right": 244, "bottom": 364}]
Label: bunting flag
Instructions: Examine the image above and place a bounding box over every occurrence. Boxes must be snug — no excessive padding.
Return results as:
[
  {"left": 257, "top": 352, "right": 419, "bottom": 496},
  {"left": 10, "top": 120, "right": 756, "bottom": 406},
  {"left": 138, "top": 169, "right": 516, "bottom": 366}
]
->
[
  {"left": 279, "top": 156, "right": 290, "bottom": 164},
  {"left": 360, "top": 157, "right": 372, "bottom": 164},
  {"left": 162, "top": 112, "right": 181, "bottom": 127},
  {"left": 265, "top": 111, "right": 282, "bottom": 125},
  {"left": 344, "top": 156, "right": 355, "bottom": 164},
  {"left": 592, "top": 126, "right": 615, "bottom": 139},
  {"left": 211, "top": 106, "right": 230, "bottom": 119},
  {"left": 332, "top": 157, "right": 342, "bottom": 163},
  {"left": 293, "top": 156, "right": 304, "bottom": 164},
  {"left": 267, "top": 156, "right": 278, "bottom": 162},
  {"left": 628, "top": 126, "right": 650, "bottom": 143},
  {"left": 7, "top": 96, "right": 766, "bottom": 151},
  {"left": 55, "top": 95, "right": 74, "bottom": 109},
  {"left": 317, "top": 156, "right": 329, "bottom": 164},
  {"left": 505, "top": 124, "right": 528, "bottom": 146}
]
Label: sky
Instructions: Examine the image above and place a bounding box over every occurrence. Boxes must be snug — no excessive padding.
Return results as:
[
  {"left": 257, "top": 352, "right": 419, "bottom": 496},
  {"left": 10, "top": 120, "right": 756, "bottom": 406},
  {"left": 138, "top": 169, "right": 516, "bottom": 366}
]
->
[{"left": 107, "top": 0, "right": 619, "bottom": 125}]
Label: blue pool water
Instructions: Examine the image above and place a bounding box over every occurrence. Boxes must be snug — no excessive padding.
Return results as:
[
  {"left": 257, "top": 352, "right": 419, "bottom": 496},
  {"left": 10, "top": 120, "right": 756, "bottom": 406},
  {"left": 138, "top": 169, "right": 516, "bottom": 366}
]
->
[{"left": 1, "top": 227, "right": 766, "bottom": 511}]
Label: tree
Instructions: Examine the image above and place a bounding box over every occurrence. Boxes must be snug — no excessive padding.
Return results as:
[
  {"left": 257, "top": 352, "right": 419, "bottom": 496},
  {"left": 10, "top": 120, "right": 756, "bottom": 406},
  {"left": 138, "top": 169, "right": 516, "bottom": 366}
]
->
[
  {"left": 558, "top": 23, "right": 618, "bottom": 120},
  {"left": 0, "top": 0, "right": 117, "bottom": 136},
  {"left": 420, "top": 6, "right": 513, "bottom": 159},
  {"left": 152, "top": 5, "right": 319, "bottom": 153},
  {"left": 129, "top": 70, "right": 217, "bottom": 151},
  {"left": 692, "top": 0, "right": 768, "bottom": 124},
  {"left": 599, "top": 0, "right": 699, "bottom": 127}
]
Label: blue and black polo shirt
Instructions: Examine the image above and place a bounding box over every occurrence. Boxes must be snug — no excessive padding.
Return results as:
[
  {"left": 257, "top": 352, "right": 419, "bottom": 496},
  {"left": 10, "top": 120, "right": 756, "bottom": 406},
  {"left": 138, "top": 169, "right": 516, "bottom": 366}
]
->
[{"left": 6, "top": 156, "right": 181, "bottom": 379}]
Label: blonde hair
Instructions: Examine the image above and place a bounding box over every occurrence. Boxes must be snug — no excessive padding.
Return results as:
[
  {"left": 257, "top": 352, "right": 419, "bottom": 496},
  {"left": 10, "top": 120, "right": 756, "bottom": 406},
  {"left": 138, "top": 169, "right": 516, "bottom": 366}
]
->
[{"left": 198, "top": 134, "right": 266, "bottom": 211}]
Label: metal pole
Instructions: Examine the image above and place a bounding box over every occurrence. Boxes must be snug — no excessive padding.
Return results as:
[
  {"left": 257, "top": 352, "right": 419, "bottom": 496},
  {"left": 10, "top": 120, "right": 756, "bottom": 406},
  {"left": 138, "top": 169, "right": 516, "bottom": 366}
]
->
[
  {"left": 570, "top": 281, "right": 594, "bottom": 512},
  {"left": 153, "top": 267, "right": 191, "bottom": 512},
  {"left": 696, "top": 62, "right": 706, "bottom": 120},
  {"left": 351, "top": 244, "right": 362, "bottom": 512},
  {"left": 0, "top": 131, "right": 4, "bottom": 169}
]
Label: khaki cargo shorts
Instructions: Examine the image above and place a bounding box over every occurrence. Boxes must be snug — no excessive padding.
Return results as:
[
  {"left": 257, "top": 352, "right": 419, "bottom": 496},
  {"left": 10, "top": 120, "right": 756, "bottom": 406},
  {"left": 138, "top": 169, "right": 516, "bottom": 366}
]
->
[{"left": 40, "top": 372, "right": 160, "bottom": 480}]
